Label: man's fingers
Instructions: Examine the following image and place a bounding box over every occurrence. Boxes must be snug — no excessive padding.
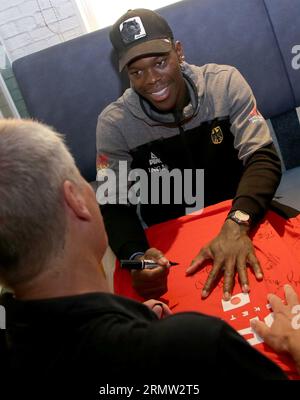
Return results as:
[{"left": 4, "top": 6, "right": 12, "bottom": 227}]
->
[
  {"left": 284, "top": 284, "right": 300, "bottom": 307},
  {"left": 160, "top": 302, "right": 173, "bottom": 316},
  {"left": 186, "top": 248, "right": 212, "bottom": 276},
  {"left": 133, "top": 266, "right": 169, "bottom": 282},
  {"left": 267, "top": 293, "right": 285, "bottom": 312},
  {"left": 251, "top": 319, "right": 269, "bottom": 339},
  {"left": 202, "top": 259, "right": 223, "bottom": 298},
  {"left": 186, "top": 254, "right": 206, "bottom": 275},
  {"left": 223, "top": 259, "right": 235, "bottom": 300},
  {"left": 144, "top": 248, "right": 167, "bottom": 263},
  {"left": 237, "top": 256, "right": 249, "bottom": 293},
  {"left": 157, "top": 256, "right": 170, "bottom": 266},
  {"left": 149, "top": 265, "right": 169, "bottom": 278},
  {"left": 248, "top": 253, "right": 263, "bottom": 280},
  {"left": 132, "top": 267, "right": 168, "bottom": 299},
  {"left": 153, "top": 252, "right": 169, "bottom": 266},
  {"left": 251, "top": 319, "right": 283, "bottom": 352},
  {"left": 145, "top": 300, "right": 172, "bottom": 318},
  {"left": 152, "top": 304, "right": 163, "bottom": 318}
]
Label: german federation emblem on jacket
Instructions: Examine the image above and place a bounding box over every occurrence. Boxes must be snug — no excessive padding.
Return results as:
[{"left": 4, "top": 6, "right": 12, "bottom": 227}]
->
[{"left": 211, "top": 126, "right": 223, "bottom": 144}]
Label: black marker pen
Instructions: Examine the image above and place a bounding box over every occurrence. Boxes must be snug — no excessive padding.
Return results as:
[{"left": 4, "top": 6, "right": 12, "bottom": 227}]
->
[{"left": 120, "top": 259, "right": 179, "bottom": 270}]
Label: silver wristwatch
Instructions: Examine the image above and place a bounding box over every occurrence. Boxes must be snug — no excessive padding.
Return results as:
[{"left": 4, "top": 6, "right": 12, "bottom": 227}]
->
[{"left": 227, "top": 210, "right": 251, "bottom": 226}]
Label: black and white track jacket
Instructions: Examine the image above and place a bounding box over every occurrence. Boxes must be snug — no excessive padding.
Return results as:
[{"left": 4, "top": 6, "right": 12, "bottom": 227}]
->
[{"left": 96, "top": 63, "right": 282, "bottom": 259}]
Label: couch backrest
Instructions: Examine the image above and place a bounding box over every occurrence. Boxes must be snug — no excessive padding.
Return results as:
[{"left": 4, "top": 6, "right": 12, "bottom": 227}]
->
[{"left": 12, "top": 0, "right": 300, "bottom": 181}]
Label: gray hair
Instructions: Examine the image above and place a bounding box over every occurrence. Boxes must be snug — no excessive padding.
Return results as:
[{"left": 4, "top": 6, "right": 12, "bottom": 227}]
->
[{"left": 0, "top": 119, "right": 81, "bottom": 286}]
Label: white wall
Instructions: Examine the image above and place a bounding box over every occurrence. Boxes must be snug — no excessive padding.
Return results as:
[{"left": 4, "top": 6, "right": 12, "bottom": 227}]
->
[
  {"left": 76, "top": 0, "right": 183, "bottom": 32},
  {"left": 0, "top": 0, "right": 86, "bottom": 61}
]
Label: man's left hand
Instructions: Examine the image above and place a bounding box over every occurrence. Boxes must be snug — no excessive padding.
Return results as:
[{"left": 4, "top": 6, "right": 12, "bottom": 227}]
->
[
  {"left": 143, "top": 299, "right": 173, "bottom": 319},
  {"left": 186, "top": 219, "right": 263, "bottom": 300}
]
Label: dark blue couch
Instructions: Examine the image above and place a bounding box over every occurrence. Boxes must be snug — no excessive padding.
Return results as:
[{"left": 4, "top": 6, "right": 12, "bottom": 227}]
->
[{"left": 12, "top": 0, "right": 300, "bottom": 210}]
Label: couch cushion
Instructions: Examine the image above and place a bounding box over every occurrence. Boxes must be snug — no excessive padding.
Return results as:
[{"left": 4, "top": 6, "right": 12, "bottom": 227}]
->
[
  {"left": 159, "top": 0, "right": 294, "bottom": 119},
  {"left": 263, "top": 0, "right": 300, "bottom": 105},
  {"left": 274, "top": 166, "right": 300, "bottom": 211},
  {"left": 267, "top": 107, "right": 300, "bottom": 170}
]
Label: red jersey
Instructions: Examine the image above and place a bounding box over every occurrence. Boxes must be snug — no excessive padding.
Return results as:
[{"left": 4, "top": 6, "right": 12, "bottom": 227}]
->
[{"left": 114, "top": 200, "right": 300, "bottom": 379}]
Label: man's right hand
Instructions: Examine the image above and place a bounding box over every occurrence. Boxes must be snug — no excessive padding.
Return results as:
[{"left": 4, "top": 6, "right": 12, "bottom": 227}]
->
[
  {"left": 131, "top": 247, "right": 170, "bottom": 299},
  {"left": 251, "top": 284, "right": 300, "bottom": 374}
]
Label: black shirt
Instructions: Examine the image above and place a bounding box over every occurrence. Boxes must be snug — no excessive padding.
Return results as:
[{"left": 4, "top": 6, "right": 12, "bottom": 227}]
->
[{"left": 0, "top": 291, "right": 286, "bottom": 393}]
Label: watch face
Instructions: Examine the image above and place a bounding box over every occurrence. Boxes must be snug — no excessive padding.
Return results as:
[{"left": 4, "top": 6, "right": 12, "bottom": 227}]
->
[{"left": 235, "top": 210, "right": 250, "bottom": 222}]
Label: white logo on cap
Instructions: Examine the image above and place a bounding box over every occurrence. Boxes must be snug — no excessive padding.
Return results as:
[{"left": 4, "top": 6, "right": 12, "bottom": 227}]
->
[{"left": 119, "top": 17, "right": 146, "bottom": 44}]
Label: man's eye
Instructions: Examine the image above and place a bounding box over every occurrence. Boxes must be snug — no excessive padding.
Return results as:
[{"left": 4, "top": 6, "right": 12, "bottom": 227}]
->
[
  {"left": 157, "top": 60, "right": 166, "bottom": 68},
  {"left": 131, "top": 70, "right": 142, "bottom": 77}
]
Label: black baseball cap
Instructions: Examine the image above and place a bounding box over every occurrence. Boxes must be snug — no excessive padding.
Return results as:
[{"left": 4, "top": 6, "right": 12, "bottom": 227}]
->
[{"left": 110, "top": 9, "right": 174, "bottom": 72}]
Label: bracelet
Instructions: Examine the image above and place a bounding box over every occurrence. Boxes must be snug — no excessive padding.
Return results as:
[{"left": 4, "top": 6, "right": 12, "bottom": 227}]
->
[{"left": 129, "top": 251, "right": 145, "bottom": 260}]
